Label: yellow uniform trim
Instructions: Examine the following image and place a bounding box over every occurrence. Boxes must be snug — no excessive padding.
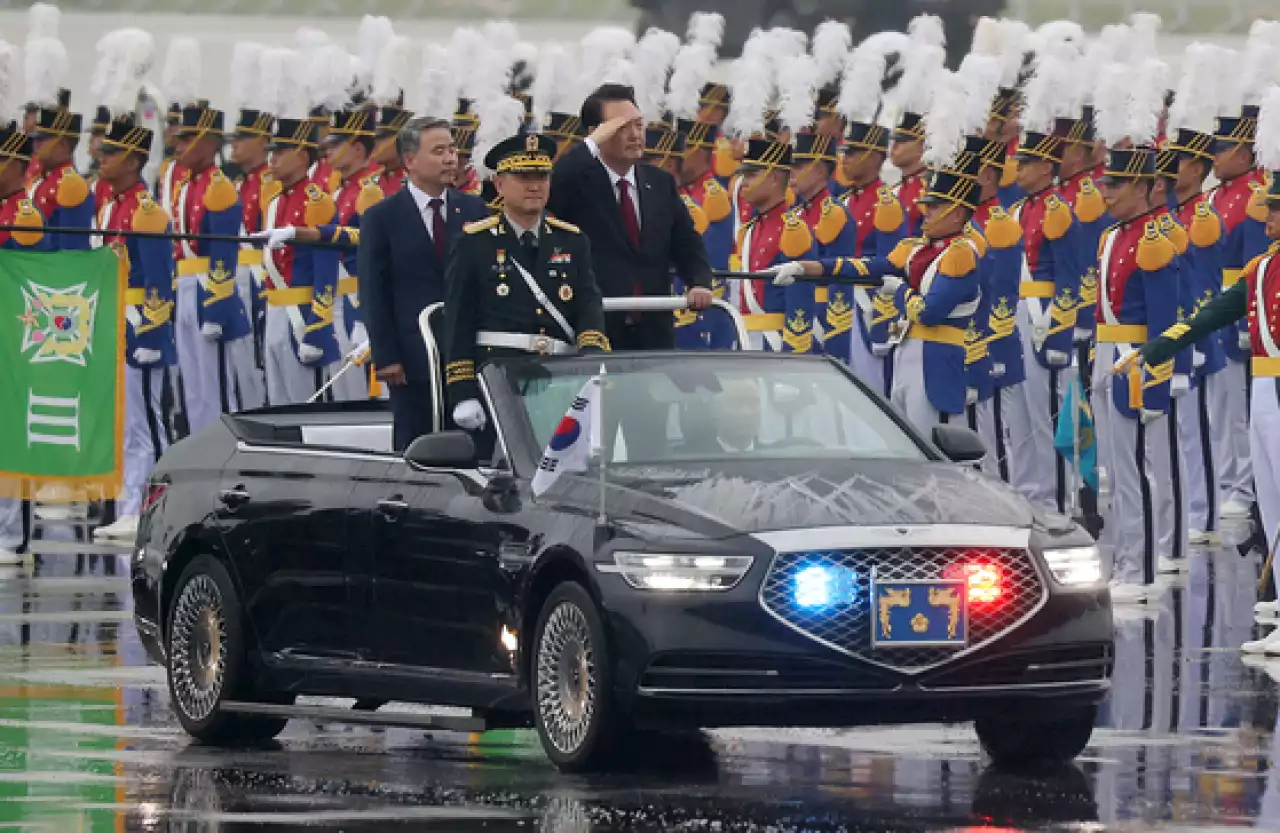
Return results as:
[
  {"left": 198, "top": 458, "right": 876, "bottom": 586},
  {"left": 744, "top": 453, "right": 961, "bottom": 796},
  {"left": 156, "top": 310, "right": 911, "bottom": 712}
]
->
[
  {"left": 124, "top": 288, "right": 146, "bottom": 305},
  {"left": 239, "top": 249, "right": 264, "bottom": 267},
  {"left": 745, "top": 313, "right": 786, "bottom": 331},
  {"left": 337, "top": 277, "right": 359, "bottom": 296},
  {"left": 907, "top": 324, "right": 966, "bottom": 347},
  {"left": 1223, "top": 268, "right": 1245, "bottom": 288},
  {"left": 1096, "top": 324, "right": 1149, "bottom": 343},
  {"left": 1019, "top": 281, "right": 1055, "bottom": 299},
  {"left": 1253, "top": 356, "right": 1280, "bottom": 377},
  {"left": 177, "top": 257, "right": 211, "bottom": 276},
  {"left": 815, "top": 288, "right": 828, "bottom": 303},
  {"left": 266, "top": 287, "right": 314, "bottom": 306}
]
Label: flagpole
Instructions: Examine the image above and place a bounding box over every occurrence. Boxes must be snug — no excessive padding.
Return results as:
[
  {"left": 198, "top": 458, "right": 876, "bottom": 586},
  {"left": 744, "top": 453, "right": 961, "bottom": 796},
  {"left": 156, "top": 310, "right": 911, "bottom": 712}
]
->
[{"left": 596, "top": 364, "right": 608, "bottom": 528}]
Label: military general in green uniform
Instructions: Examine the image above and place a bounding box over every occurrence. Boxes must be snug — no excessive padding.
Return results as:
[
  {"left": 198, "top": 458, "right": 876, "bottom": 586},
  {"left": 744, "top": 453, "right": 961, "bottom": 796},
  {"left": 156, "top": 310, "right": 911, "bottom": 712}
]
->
[{"left": 444, "top": 133, "right": 611, "bottom": 437}]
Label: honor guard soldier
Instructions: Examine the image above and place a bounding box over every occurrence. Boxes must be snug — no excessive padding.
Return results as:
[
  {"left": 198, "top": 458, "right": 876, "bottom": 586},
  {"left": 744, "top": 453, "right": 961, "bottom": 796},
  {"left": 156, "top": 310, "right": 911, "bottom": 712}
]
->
[
  {"left": 171, "top": 99, "right": 254, "bottom": 431},
  {"left": 1166, "top": 43, "right": 1231, "bottom": 542},
  {"left": 260, "top": 116, "right": 343, "bottom": 405},
  {"left": 1055, "top": 107, "right": 1111, "bottom": 356},
  {"left": 1007, "top": 118, "right": 1080, "bottom": 514},
  {"left": 91, "top": 114, "right": 178, "bottom": 543},
  {"left": 976, "top": 18, "right": 1034, "bottom": 209},
  {"left": 443, "top": 134, "right": 609, "bottom": 447},
  {"left": 1127, "top": 111, "right": 1280, "bottom": 625},
  {"left": 1209, "top": 95, "right": 1270, "bottom": 522},
  {"left": 373, "top": 96, "right": 410, "bottom": 194},
  {"left": 229, "top": 104, "right": 274, "bottom": 409},
  {"left": 1091, "top": 86, "right": 1182, "bottom": 601},
  {"left": 88, "top": 106, "right": 112, "bottom": 210},
  {"left": 677, "top": 118, "right": 735, "bottom": 348},
  {"left": 890, "top": 16, "right": 947, "bottom": 237},
  {"left": 453, "top": 102, "right": 482, "bottom": 197},
  {"left": 27, "top": 90, "right": 92, "bottom": 250},
  {"left": 157, "top": 102, "right": 184, "bottom": 215},
  {"left": 773, "top": 149, "right": 983, "bottom": 433},
  {"left": 0, "top": 122, "right": 45, "bottom": 564},
  {"left": 324, "top": 101, "right": 385, "bottom": 400}
]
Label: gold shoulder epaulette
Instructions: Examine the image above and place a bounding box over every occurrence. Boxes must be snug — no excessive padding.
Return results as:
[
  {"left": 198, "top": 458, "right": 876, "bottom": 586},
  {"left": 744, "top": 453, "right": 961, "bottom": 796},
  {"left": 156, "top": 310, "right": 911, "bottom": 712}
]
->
[
  {"left": 984, "top": 206, "right": 1022, "bottom": 249},
  {"left": 703, "top": 179, "right": 730, "bottom": 222},
  {"left": 303, "top": 183, "right": 336, "bottom": 226},
  {"left": 1159, "top": 213, "right": 1188, "bottom": 255},
  {"left": 1073, "top": 177, "right": 1106, "bottom": 224},
  {"left": 874, "top": 186, "right": 905, "bottom": 233},
  {"left": 465, "top": 215, "right": 500, "bottom": 234},
  {"left": 56, "top": 168, "right": 89, "bottom": 209},
  {"left": 132, "top": 192, "right": 170, "bottom": 234},
  {"left": 1042, "top": 193, "right": 1073, "bottom": 240},
  {"left": 964, "top": 221, "right": 989, "bottom": 257},
  {"left": 815, "top": 196, "right": 847, "bottom": 246},
  {"left": 355, "top": 178, "right": 385, "bottom": 215},
  {"left": 547, "top": 216, "right": 581, "bottom": 234},
  {"left": 779, "top": 208, "right": 814, "bottom": 259},
  {"left": 203, "top": 169, "right": 239, "bottom": 213},
  {"left": 939, "top": 237, "right": 979, "bottom": 278},
  {"left": 887, "top": 237, "right": 922, "bottom": 270},
  {"left": 1136, "top": 220, "right": 1176, "bottom": 272},
  {"left": 11, "top": 198, "right": 43, "bottom": 246},
  {"left": 1190, "top": 200, "right": 1222, "bottom": 248}
]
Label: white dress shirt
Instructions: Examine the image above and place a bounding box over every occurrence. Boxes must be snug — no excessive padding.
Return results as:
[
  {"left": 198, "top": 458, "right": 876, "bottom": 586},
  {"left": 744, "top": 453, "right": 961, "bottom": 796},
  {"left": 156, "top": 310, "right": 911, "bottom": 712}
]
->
[
  {"left": 407, "top": 181, "right": 448, "bottom": 241},
  {"left": 585, "top": 137, "right": 642, "bottom": 229}
]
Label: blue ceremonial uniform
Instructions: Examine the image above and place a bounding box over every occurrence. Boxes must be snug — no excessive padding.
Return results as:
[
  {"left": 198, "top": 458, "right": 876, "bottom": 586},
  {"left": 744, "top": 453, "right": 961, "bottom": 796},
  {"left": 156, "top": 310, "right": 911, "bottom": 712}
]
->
[
  {"left": 1176, "top": 196, "right": 1227, "bottom": 380},
  {"left": 735, "top": 202, "right": 820, "bottom": 353},
  {"left": 1059, "top": 170, "right": 1112, "bottom": 345},
  {"left": 675, "top": 174, "right": 735, "bottom": 349}
]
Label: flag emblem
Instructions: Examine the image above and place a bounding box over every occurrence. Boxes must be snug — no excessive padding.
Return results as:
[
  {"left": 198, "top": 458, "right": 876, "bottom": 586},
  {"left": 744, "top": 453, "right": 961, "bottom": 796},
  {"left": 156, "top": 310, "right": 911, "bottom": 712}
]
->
[
  {"left": 549, "top": 415, "right": 583, "bottom": 451},
  {"left": 17, "top": 281, "right": 98, "bottom": 365},
  {"left": 531, "top": 370, "right": 604, "bottom": 497}
]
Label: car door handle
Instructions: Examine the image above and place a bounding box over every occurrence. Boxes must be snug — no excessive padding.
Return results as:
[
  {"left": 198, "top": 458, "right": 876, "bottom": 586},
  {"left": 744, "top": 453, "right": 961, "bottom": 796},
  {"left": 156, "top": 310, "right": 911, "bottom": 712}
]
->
[
  {"left": 218, "top": 487, "right": 250, "bottom": 509},
  {"left": 376, "top": 498, "right": 409, "bottom": 518}
]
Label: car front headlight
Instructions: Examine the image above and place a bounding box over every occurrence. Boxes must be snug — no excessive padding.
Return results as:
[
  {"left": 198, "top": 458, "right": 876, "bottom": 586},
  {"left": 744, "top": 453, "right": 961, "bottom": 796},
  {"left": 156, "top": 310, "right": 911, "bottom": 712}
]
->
[
  {"left": 600, "top": 552, "right": 754, "bottom": 591},
  {"left": 1042, "top": 545, "right": 1103, "bottom": 587}
]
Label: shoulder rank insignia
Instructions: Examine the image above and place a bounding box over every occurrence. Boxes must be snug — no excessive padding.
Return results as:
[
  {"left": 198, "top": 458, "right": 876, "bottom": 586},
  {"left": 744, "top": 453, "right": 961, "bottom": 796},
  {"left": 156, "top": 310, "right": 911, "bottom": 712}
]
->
[{"left": 547, "top": 216, "right": 581, "bottom": 234}]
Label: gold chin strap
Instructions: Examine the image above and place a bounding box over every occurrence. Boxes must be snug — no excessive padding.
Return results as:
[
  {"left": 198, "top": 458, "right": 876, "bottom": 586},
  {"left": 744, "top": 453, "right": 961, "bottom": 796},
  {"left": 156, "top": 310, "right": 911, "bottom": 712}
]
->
[
  {"left": 740, "top": 164, "right": 780, "bottom": 202},
  {"left": 921, "top": 200, "right": 961, "bottom": 236},
  {"left": 177, "top": 129, "right": 210, "bottom": 166}
]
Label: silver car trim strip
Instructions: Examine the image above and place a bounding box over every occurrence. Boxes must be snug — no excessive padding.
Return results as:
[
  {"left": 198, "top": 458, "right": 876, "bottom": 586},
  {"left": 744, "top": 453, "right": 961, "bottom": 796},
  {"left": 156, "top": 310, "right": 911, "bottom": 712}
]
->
[{"left": 751, "top": 525, "right": 1031, "bottom": 552}]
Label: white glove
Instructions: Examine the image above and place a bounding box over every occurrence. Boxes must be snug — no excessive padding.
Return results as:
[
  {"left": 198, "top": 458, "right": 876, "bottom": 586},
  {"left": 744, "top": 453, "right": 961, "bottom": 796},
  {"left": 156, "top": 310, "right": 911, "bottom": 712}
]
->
[
  {"left": 200, "top": 322, "right": 223, "bottom": 342},
  {"left": 878, "top": 275, "right": 904, "bottom": 297},
  {"left": 252, "top": 227, "right": 298, "bottom": 250},
  {"left": 1073, "top": 326, "right": 1093, "bottom": 345},
  {"left": 349, "top": 321, "right": 369, "bottom": 351},
  {"left": 1140, "top": 408, "right": 1164, "bottom": 425},
  {"left": 1031, "top": 324, "right": 1049, "bottom": 351},
  {"left": 1111, "top": 348, "right": 1139, "bottom": 375},
  {"left": 1171, "top": 374, "right": 1191, "bottom": 398},
  {"left": 453, "top": 398, "right": 487, "bottom": 431},
  {"left": 769, "top": 262, "right": 805, "bottom": 287},
  {"left": 1046, "top": 349, "right": 1071, "bottom": 367},
  {"left": 297, "top": 343, "right": 325, "bottom": 365},
  {"left": 132, "top": 347, "right": 162, "bottom": 365},
  {"left": 966, "top": 387, "right": 979, "bottom": 406}
]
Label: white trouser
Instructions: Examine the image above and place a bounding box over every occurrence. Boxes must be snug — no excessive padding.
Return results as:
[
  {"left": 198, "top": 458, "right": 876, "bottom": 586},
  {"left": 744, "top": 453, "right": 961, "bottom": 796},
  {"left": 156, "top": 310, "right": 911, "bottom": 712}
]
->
[
  {"left": 176, "top": 276, "right": 243, "bottom": 433},
  {"left": 1010, "top": 302, "right": 1075, "bottom": 513},
  {"left": 1093, "top": 343, "right": 1162, "bottom": 585},
  {"left": 890, "top": 338, "right": 947, "bottom": 436},
  {"left": 264, "top": 304, "right": 336, "bottom": 406},
  {"left": 234, "top": 266, "right": 267, "bottom": 411},
  {"left": 0, "top": 500, "right": 23, "bottom": 550},
  {"left": 1152, "top": 395, "right": 1188, "bottom": 562},
  {"left": 120, "top": 365, "right": 170, "bottom": 517},
  {"left": 1178, "top": 375, "right": 1223, "bottom": 533},
  {"left": 966, "top": 398, "right": 999, "bottom": 478},
  {"left": 848, "top": 327, "right": 888, "bottom": 399},
  {"left": 1217, "top": 358, "right": 1254, "bottom": 507},
  {"left": 1250, "top": 376, "right": 1280, "bottom": 556},
  {"left": 330, "top": 296, "right": 368, "bottom": 402}
]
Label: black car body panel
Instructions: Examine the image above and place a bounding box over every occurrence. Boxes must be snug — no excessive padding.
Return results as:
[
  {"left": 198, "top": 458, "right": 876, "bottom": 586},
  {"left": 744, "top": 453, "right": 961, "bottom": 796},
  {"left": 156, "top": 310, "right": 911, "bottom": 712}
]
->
[{"left": 133, "top": 353, "right": 1113, "bottom": 730}]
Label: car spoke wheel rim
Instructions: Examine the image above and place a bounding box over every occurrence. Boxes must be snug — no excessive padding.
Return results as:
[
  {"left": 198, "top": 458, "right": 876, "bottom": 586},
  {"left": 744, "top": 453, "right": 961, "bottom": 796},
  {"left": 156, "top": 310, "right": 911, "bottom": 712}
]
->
[
  {"left": 536, "top": 602, "right": 597, "bottom": 755},
  {"left": 169, "top": 574, "right": 228, "bottom": 722}
]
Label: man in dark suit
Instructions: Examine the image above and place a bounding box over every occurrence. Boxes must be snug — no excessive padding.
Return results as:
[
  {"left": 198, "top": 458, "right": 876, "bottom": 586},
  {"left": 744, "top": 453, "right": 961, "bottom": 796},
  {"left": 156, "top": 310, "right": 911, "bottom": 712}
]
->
[
  {"left": 548, "top": 83, "right": 715, "bottom": 350},
  {"left": 357, "top": 117, "right": 488, "bottom": 450}
]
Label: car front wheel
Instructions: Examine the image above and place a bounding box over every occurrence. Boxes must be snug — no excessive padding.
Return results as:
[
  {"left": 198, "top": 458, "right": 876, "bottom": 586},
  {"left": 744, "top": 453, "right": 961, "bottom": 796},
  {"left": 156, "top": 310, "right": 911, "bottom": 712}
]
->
[
  {"left": 974, "top": 706, "right": 1097, "bottom": 768},
  {"left": 531, "top": 582, "right": 626, "bottom": 772},
  {"left": 166, "top": 555, "right": 287, "bottom": 745}
]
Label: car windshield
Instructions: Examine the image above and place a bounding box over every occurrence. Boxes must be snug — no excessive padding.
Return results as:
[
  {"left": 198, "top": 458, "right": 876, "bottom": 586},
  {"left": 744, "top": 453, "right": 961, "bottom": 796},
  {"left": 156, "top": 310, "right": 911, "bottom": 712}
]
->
[{"left": 501, "top": 355, "right": 926, "bottom": 466}]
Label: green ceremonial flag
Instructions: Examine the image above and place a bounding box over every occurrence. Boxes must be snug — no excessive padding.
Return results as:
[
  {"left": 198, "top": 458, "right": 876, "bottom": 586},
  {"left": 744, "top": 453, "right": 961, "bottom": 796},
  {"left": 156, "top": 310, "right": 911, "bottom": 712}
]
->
[{"left": 0, "top": 248, "right": 124, "bottom": 500}]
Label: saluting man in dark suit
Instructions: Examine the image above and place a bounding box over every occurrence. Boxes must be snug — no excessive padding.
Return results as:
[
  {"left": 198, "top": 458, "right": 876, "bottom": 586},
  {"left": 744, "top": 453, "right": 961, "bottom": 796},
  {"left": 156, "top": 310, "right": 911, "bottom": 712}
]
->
[
  {"left": 444, "top": 133, "right": 610, "bottom": 440},
  {"left": 357, "top": 117, "right": 488, "bottom": 450},
  {"left": 548, "top": 83, "right": 715, "bottom": 350}
]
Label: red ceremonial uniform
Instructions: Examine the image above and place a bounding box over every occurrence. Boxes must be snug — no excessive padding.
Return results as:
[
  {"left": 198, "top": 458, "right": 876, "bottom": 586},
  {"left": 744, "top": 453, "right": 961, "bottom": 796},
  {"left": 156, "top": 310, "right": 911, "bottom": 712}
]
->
[
  {"left": 379, "top": 166, "right": 406, "bottom": 195},
  {"left": 238, "top": 164, "right": 271, "bottom": 234},
  {"left": 895, "top": 169, "right": 927, "bottom": 234},
  {"left": 839, "top": 179, "right": 885, "bottom": 257},
  {"left": 266, "top": 179, "right": 312, "bottom": 284},
  {"left": 0, "top": 190, "right": 42, "bottom": 247},
  {"left": 312, "top": 158, "right": 338, "bottom": 193},
  {"left": 92, "top": 176, "right": 112, "bottom": 217},
  {"left": 737, "top": 201, "right": 789, "bottom": 312},
  {"left": 334, "top": 161, "right": 382, "bottom": 224}
]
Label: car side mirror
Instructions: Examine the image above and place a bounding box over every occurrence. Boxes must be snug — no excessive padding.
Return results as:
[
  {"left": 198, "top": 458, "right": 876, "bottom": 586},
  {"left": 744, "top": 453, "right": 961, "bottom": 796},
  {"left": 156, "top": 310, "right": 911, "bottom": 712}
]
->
[
  {"left": 404, "top": 431, "right": 477, "bottom": 469},
  {"left": 932, "top": 424, "right": 987, "bottom": 464}
]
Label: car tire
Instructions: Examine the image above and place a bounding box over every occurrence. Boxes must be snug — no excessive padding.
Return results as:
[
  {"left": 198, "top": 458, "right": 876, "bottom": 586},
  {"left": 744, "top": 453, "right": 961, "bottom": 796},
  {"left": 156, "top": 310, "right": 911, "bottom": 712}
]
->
[
  {"left": 166, "top": 555, "right": 287, "bottom": 745},
  {"left": 974, "top": 706, "right": 1097, "bottom": 768},
  {"left": 531, "top": 581, "right": 626, "bottom": 772}
]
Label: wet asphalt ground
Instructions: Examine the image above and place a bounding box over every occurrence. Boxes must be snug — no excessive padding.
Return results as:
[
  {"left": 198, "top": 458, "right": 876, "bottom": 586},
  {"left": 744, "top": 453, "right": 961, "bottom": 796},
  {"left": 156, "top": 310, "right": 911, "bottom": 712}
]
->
[{"left": 3, "top": 520, "right": 1280, "bottom": 831}]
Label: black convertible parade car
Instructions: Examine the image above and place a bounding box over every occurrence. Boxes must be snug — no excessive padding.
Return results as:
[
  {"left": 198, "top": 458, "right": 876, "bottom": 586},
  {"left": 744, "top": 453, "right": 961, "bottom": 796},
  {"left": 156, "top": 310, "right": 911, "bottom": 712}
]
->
[{"left": 131, "top": 349, "right": 1114, "bottom": 772}]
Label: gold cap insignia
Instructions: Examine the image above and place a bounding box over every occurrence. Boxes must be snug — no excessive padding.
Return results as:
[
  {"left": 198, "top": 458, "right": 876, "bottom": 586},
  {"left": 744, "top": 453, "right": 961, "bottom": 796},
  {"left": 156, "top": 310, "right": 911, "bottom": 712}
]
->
[{"left": 526, "top": 134, "right": 539, "bottom": 152}]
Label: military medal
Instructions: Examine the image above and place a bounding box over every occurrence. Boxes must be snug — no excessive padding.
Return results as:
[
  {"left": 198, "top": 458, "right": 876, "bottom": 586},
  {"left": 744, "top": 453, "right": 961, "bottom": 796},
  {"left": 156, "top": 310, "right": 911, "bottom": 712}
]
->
[
  {"left": 496, "top": 249, "right": 506, "bottom": 265},
  {"left": 497, "top": 283, "right": 510, "bottom": 297},
  {"left": 559, "top": 284, "right": 573, "bottom": 302}
]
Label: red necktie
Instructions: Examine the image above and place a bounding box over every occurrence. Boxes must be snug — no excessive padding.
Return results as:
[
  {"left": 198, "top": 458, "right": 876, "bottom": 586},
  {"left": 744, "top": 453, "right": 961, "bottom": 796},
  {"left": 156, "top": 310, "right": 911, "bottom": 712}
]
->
[
  {"left": 617, "top": 179, "right": 640, "bottom": 249},
  {"left": 430, "top": 197, "right": 446, "bottom": 260}
]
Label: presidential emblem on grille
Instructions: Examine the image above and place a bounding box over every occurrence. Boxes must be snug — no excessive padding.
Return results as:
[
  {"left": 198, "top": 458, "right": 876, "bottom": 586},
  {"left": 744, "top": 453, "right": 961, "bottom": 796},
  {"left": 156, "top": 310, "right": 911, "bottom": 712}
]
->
[{"left": 759, "top": 546, "right": 1046, "bottom": 673}]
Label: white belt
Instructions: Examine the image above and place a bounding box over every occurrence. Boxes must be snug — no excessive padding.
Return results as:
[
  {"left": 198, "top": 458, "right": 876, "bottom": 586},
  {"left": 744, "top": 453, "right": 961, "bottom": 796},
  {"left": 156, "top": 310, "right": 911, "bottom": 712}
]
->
[{"left": 476, "top": 331, "right": 575, "bottom": 355}]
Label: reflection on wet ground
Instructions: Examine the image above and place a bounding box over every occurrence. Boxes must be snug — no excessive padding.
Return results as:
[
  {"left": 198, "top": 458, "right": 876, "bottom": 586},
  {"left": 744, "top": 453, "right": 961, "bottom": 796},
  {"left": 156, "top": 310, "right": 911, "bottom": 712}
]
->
[{"left": 1, "top": 523, "right": 1279, "bottom": 830}]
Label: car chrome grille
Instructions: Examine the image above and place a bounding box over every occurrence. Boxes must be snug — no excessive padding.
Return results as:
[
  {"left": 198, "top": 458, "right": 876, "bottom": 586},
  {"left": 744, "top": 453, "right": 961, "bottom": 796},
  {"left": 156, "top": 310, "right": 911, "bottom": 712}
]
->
[{"left": 758, "top": 547, "right": 1046, "bottom": 673}]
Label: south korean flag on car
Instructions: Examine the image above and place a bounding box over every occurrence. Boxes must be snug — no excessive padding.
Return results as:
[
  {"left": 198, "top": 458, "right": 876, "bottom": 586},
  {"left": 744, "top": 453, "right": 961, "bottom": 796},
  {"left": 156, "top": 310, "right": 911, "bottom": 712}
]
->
[{"left": 531, "top": 367, "right": 605, "bottom": 496}]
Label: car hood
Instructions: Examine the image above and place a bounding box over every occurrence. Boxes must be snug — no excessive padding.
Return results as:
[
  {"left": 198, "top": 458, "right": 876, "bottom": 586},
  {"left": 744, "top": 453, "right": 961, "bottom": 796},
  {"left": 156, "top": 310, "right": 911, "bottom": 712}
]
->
[{"left": 546, "top": 458, "right": 1036, "bottom": 540}]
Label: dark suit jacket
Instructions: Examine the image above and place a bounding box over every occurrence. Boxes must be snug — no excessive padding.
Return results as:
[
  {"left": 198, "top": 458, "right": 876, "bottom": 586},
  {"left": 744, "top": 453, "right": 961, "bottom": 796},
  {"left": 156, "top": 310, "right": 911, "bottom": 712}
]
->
[
  {"left": 358, "top": 186, "right": 489, "bottom": 383},
  {"left": 548, "top": 143, "right": 713, "bottom": 349}
]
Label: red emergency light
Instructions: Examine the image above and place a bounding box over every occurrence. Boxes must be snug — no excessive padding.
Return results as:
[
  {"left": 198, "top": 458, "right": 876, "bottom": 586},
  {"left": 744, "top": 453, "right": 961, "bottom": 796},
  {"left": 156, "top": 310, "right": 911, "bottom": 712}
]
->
[{"left": 944, "top": 561, "right": 1004, "bottom": 604}]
